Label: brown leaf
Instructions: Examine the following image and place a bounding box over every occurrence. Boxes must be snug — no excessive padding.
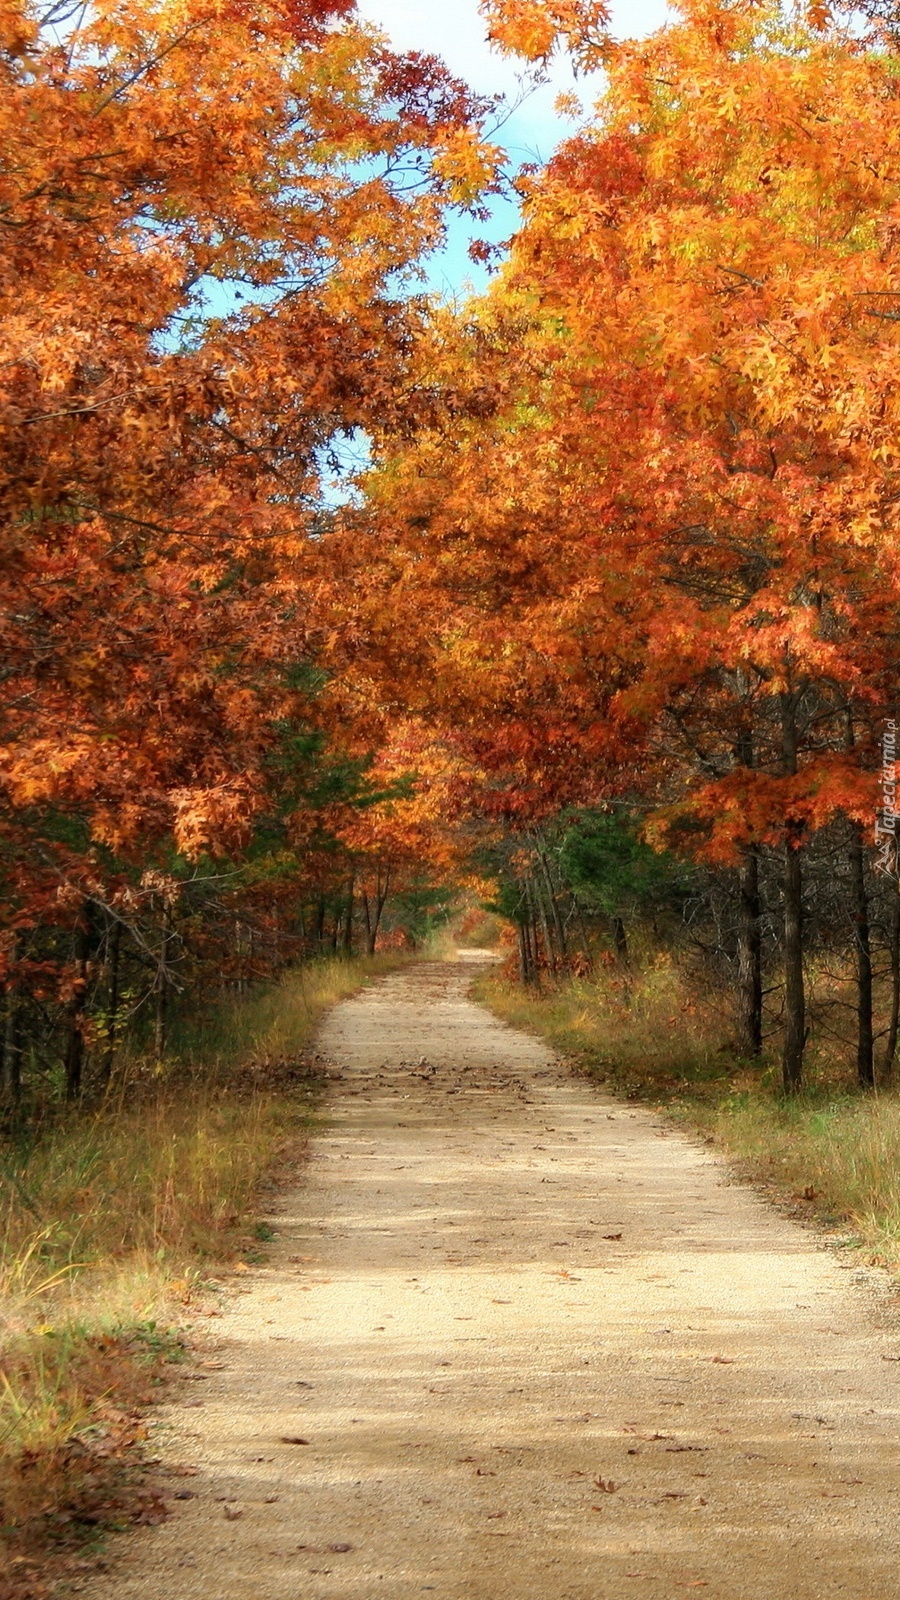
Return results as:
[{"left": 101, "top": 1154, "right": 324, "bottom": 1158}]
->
[{"left": 280, "top": 1436, "right": 310, "bottom": 1445}]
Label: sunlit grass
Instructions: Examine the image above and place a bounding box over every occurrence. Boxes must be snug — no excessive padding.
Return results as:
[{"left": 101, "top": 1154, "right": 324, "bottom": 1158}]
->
[{"left": 479, "top": 955, "right": 900, "bottom": 1273}]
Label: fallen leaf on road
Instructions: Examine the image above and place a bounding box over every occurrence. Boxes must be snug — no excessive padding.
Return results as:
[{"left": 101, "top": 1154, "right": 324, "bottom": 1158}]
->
[
  {"left": 594, "top": 1478, "right": 618, "bottom": 1493},
  {"left": 280, "top": 1436, "right": 310, "bottom": 1445},
  {"left": 603, "top": 1233, "right": 623, "bottom": 1241},
  {"left": 711, "top": 1356, "right": 735, "bottom": 1365},
  {"left": 223, "top": 1505, "right": 242, "bottom": 1520},
  {"left": 329, "top": 1543, "right": 354, "bottom": 1553}
]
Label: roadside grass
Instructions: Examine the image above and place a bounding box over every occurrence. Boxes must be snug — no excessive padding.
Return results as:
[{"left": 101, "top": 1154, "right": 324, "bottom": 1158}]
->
[
  {"left": 0, "top": 954, "right": 405, "bottom": 1585},
  {"left": 477, "top": 954, "right": 900, "bottom": 1273}
]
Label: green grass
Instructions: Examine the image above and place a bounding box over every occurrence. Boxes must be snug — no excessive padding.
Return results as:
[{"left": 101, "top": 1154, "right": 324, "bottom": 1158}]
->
[
  {"left": 0, "top": 953, "right": 407, "bottom": 1581},
  {"left": 478, "top": 956, "right": 900, "bottom": 1273}
]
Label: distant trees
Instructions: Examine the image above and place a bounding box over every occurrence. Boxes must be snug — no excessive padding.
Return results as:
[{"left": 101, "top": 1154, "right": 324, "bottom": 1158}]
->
[{"left": 346, "top": 0, "right": 900, "bottom": 1091}]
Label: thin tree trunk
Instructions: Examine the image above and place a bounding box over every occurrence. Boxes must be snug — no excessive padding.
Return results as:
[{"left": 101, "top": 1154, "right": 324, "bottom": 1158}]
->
[
  {"left": 2, "top": 983, "right": 23, "bottom": 1108},
  {"left": 849, "top": 819, "right": 875, "bottom": 1089},
  {"left": 572, "top": 895, "right": 594, "bottom": 972},
  {"left": 154, "top": 908, "right": 172, "bottom": 1058},
  {"left": 102, "top": 919, "right": 123, "bottom": 1084},
  {"left": 734, "top": 724, "right": 762, "bottom": 1058},
  {"left": 736, "top": 845, "right": 763, "bottom": 1057},
  {"left": 883, "top": 878, "right": 900, "bottom": 1080},
  {"left": 362, "top": 893, "right": 374, "bottom": 955},
  {"left": 374, "top": 868, "right": 390, "bottom": 952},
  {"left": 342, "top": 876, "right": 354, "bottom": 957},
  {"left": 517, "top": 881, "right": 537, "bottom": 986},
  {"left": 780, "top": 691, "right": 805, "bottom": 1094},
  {"left": 536, "top": 842, "right": 568, "bottom": 963},
  {"left": 611, "top": 915, "right": 629, "bottom": 966},
  {"left": 315, "top": 896, "right": 327, "bottom": 951},
  {"left": 536, "top": 881, "right": 557, "bottom": 974},
  {"left": 154, "top": 973, "right": 168, "bottom": 1058},
  {"left": 6, "top": 1006, "right": 22, "bottom": 1106},
  {"left": 516, "top": 920, "right": 528, "bottom": 985},
  {"left": 364, "top": 868, "right": 390, "bottom": 956},
  {"left": 65, "top": 908, "right": 93, "bottom": 1101},
  {"left": 843, "top": 712, "right": 875, "bottom": 1090},
  {"left": 524, "top": 878, "right": 541, "bottom": 978}
]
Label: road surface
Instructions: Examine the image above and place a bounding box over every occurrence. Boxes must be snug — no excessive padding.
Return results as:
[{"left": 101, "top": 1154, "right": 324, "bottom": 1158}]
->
[{"left": 92, "top": 957, "right": 900, "bottom": 1599}]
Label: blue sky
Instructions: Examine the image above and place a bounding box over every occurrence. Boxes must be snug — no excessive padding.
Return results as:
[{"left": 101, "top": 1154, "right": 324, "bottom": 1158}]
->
[{"left": 356, "top": 0, "right": 672, "bottom": 295}]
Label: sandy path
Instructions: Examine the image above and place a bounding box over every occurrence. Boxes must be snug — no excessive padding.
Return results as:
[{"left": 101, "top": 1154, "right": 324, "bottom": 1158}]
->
[{"left": 92, "top": 958, "right": 900, "bottom": 1600}]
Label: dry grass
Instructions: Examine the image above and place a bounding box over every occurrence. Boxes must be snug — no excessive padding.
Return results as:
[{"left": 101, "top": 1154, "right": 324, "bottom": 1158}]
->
[
  {"left": 0, "top": 954, "right": 406, "bottom": 1584},
  {"left": 478, "top": 954, "right": 900, "bottom": 1275}
]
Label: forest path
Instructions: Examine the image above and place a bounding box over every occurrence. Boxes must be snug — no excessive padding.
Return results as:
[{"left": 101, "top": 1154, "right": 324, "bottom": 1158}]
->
[{"left": 94, "top": 958, "right": 900, "bottom": 1600}]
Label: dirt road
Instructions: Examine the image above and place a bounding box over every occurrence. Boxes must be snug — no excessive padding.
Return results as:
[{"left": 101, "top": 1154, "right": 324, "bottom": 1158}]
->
[{"left": 94, "top": 958, "right": 900, "bottom": 1599}]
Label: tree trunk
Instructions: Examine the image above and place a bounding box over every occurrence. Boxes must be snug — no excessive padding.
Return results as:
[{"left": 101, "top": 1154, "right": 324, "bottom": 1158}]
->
[
  {"left": 536, "top": 882, "right": 558, "bottom": 974},
  {"left": 364, "top": 869, "right": 390, "bottom": 956},
  {"left": 536, "top": 843, "right": 568, "bottom": 963},
  {"left": 572, "top": 896, "right": 594, "bottom": 972},
  {"left": 315, "top": 896, "right": 327, "bottom": 951},
  {"left": 517, "top": 882, "right": 538, "bottom": 986},
  {"left": 154, "top": 907, "right": 173, "bottom": 1058},
  {"left": 780, "top": 692, "right": 805, "bottom": 1094},
  {"left": 736, "top": 845, "right": 763, "bottom": 1057},
  {"left": 611, "top": 915, "right": 629, "bottom": 966},
  {"left": 102, "top": 918, "right": 123, "bottom": 1084},
  {"left": 342, "top": 876, "right": 354, "bottom": 957},
  {"left": 848, "top": 819, "right": 875, "bottom": 1089},
  {"left": 883, "top": 878, "right": 900, "bottom": 1080},
  {"left": 2, "top": 987, "right": 23, "bottom": 1108},
  {"left": 65, "top": 909, "right": 93, "bottom": 1101},
  {"left": 517, "top": 917, "right": 535, "bottom": 986},
  {"left": 524, "top": 878, "right": 542, "bottom": 977},
  {"left": 152, "top": 972, "right": 167, "bottom": 1062}
]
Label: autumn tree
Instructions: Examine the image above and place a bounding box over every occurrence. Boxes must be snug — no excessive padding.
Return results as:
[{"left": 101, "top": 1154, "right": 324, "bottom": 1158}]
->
[
  {"left": 0, "top": 0, "right": 502, "bottom": 1101},
  {"left": 343, "top": 0, "right": 900, "bottom": 1092}
]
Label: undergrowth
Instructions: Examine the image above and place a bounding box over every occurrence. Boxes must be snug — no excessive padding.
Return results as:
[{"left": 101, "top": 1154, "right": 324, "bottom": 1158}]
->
[
  {"left": 0, "top": 954, "right": 405, "bottom": 1591},
  {"left": 478, "top": 953, "right": 900, "bottom": 1274}
]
